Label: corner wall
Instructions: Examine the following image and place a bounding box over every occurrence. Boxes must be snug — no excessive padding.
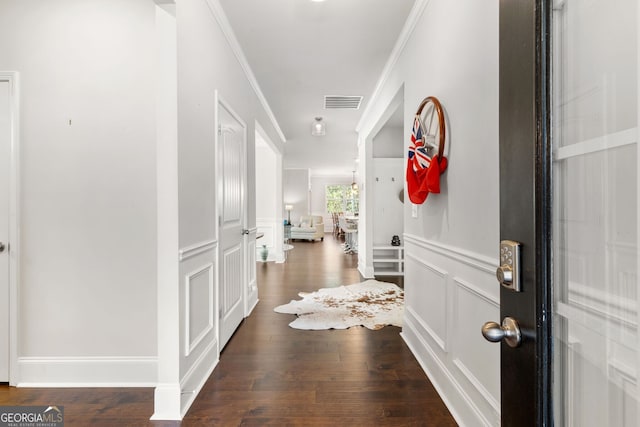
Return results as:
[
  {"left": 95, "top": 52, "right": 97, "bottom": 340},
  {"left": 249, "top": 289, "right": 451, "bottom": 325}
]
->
[
  {"left": 0, "top": 0, "right": 158, "bottom": 385},
  {"left": 163, "top": 0, "right": 285, "bottom": 418},
  {"left": 358, "top": 0, "right": 500, "bottom": 425}
]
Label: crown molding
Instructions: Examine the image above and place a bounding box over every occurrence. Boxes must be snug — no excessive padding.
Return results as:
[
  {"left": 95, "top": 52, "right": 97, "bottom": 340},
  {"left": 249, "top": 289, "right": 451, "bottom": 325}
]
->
[
  {"left": 204, "top": 0, "right": 287, "bottom": 143},
  {"left": 356, "top": 0, "right": 430, "bottom": 133}
]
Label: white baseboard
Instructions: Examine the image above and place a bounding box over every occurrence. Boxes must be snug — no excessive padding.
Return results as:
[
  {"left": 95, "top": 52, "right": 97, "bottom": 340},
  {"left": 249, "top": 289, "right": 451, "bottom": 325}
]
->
[
  {"left": 402, "top": 320, "right": 497, "bottom": 427},
  {"left": 358, "top": 263, "right": 375, "bottom": 279},
  {"left": 246, "top": 296, "right": 259, "bottom": 316},
  {"left": 17, "top": 356, "right": 157, "bottom": 387},
  {"left": 179, "top": 338, "right": 218, "bottom": 418},
  {"left": 151, "top": 383, "right": 182, "bottom": 421}
]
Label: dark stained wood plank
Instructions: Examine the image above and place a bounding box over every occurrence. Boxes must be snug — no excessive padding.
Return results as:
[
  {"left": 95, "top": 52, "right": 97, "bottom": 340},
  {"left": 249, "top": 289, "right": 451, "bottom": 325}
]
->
[{"left": 0, "top": 235, "right": 457, "bottom": 426}]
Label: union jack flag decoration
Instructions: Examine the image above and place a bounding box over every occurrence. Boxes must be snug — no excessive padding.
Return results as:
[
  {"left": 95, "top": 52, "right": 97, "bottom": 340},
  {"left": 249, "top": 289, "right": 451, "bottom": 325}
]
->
[{"left": 408, "top": 115, "right": 431, "bottom": 171}]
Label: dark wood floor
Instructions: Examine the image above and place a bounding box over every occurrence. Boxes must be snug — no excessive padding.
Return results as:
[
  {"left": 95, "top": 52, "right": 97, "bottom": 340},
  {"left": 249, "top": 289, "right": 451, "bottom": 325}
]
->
[{"left": 0, "top": 235, "right": 456, "bottom": 426}]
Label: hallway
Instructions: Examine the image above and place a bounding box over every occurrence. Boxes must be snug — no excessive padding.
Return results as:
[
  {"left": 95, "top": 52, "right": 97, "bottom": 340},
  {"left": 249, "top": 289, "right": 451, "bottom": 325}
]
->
[
  {"left": 0, "top": 236, "right": 456, "bottom": 426},
  {"left": 183, "top": 235, "right": 455, "bottom": 425}
]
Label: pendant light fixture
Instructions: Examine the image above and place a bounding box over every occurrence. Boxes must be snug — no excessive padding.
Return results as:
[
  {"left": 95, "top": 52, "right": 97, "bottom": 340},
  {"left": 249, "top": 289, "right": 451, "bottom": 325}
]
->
[
  {"left": 311, "top": 117, "right": 325, "bottom": 136},
  {"left": 351, "top": 171, "right": 358, "bottom": 191}
]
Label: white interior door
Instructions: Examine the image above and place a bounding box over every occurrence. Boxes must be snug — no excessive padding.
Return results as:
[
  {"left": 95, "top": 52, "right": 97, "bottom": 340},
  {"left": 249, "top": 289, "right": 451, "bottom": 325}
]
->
[
  {"left": 218, "top": 100, "right": 246, "bottom": 350},
  {"left": 552, "top": 1, "right": 639, "bottom": 425},
  {"left": 0, "top": 79, "right": 10, "bottom": 382}
]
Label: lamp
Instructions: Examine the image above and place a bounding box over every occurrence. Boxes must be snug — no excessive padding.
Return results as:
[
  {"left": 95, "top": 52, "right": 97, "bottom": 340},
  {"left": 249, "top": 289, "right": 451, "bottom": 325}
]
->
[
  {"left": 285, "top": 204, "right": 293, "bottom": 225},
  {"left": 311, "top": 117, "right": 325, "bottom": 136},
  {"left": 351, "top": 171, "right": 358, "bottom": 191}
]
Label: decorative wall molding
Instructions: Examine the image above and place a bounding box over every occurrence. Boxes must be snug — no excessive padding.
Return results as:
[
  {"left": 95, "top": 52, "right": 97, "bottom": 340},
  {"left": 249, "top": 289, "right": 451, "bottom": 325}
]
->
[
  {"left": 355, "top": 0, "right": 430, "bottom": 133},
  {"left": 402, "top": 320, "right": 494, "bottom": 427},
  {"left": 406, "top": 306, "right": 447, "bottom": 352},
  {"left": 184, "top": 263, "right": 215, "bottom": 357},
  {"left": 453, "top": 277, "right": 499, "bottom": 306},
  {"left": 567, "top": 281, "right": 638, "bottom": 330},
  {"left": 453, "top": 358, "right": 499, "bottom": 413},
  {"left": 451, "top": 277, "right": 500, "bottom": 413},
  {"left": 406, "top": 252, "right": 448, "bottom": 276},
  {"left": 404, "top": 233, "right": 500, "bottom": 426},
  {"left": 179, "top": 239, "right": 218, "bottom": 262},
  {"left": 179, "top": 338, "right": 218, "bottom": 418},
  {"left": 150, "top": 383, "right": 181, "bottom": 421},
  {"left": 17, "top": 356, "right": 157, "bottom": 387},
  {"left": 204, "top": 0, "right": 286, "bottom": 143},
  {"left": 404, "top": 233, "right": 496, "bottom": 274}
]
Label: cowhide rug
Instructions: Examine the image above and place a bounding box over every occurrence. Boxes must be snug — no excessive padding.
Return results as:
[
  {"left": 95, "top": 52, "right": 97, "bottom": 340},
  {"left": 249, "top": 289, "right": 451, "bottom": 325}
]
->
[{"left": 274, "top": 279, "right": 404, "bottom": 330}]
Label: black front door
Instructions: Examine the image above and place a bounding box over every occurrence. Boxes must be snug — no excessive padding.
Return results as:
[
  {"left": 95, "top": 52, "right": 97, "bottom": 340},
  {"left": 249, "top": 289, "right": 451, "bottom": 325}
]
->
[
  {"left": 493, "top": 1, "right": 640, "bottom": 426},
  {"left": 490, "top": 1, "right": 553, "bottom": 425}
]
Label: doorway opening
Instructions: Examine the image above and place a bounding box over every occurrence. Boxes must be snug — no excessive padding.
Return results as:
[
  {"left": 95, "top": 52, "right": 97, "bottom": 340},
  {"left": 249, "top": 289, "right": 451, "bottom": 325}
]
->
[{"left": 255, "top": 123, "right": 284, "bottom": 263}]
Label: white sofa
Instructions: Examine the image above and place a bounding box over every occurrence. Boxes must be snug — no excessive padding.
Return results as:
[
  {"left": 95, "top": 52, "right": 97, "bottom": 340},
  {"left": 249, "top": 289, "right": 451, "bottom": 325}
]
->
[{"left": 290, "top": 215, "right": 324, "bottom": 241}]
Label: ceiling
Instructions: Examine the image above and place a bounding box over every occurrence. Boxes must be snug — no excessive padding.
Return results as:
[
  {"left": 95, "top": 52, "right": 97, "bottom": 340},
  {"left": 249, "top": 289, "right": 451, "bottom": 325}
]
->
[{"left": 218, "top": 0, "right": 415, "bottom": 177}]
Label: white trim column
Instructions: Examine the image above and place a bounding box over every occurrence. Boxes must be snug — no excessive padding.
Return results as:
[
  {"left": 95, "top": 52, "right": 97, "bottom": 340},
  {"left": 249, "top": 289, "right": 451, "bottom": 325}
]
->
[{"left": 152, "top": 1, "right": 181, "bottom": 421}]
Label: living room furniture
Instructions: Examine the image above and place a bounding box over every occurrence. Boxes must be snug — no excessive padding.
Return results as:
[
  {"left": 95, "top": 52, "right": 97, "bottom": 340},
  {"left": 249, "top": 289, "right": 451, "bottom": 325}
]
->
[
  {"left": 338, "top": 215, "right": 358, "bottom": 253},
  {"left": 290, "top": 215, "right": 324, "bottom": 241}
]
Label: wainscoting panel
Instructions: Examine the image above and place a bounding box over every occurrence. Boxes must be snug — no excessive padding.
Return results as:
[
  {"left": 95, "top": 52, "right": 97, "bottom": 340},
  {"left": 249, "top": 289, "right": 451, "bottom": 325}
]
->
[
  {"left": 222, "top": 245, "right": 243, "bottom": 316},
  {"left": 452, "top": 277, "right": 500, "bottom": 413},
  {"left": 405, "top": 254, "right": 448, "bottom": 351},
  {"left": 256, "top": 218, "right": 281, "bottom": 262},
  {"left": 402, "top": 234, "right": 500, "bottom": 427},
  {"left": 185, "top": 263, "right": 214, "bottom": 357},
  {"left": 256, "top": 219, "right": 275, "bottom": 248},
  {"left": 178, "top": 243, "right": 218, "bottom": 417}
]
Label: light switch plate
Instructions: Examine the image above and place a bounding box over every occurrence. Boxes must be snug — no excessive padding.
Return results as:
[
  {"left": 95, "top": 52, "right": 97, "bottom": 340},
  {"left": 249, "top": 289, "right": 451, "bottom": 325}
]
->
[{"left": 412, "top": 204, "right": 418, "bottom": 218}]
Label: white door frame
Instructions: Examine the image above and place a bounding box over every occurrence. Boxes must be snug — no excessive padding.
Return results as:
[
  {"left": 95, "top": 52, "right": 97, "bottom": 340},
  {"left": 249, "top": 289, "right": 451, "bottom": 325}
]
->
[
  {"left": 255, "top": 121, "right": 284, "bottom": 263},
  {"left": 358, "top": 84, "right": 404, "bottom": 279},
  {"left": 0, "top": 71, "right": 20, "bottom": 386}
]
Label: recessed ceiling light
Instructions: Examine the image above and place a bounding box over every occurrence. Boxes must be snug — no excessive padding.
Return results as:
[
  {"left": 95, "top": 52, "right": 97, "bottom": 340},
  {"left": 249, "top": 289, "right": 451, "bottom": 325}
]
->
[{"left": 310, "top": 0, "right": 326, "bottom": 2}]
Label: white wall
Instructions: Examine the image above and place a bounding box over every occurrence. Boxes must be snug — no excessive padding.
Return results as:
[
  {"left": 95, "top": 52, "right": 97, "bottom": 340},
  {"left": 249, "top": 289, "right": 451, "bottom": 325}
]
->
[
  {"left": 373, "top": 125, "right": 403, "bottom": 158},
  {"left": 358, "top": 0, "right": 500, "bottom": 425},
  {"left": 371, "top": 159, "right": 404, "bottom": 246},
  {"left": 371, "top": 122, "right": 404, "bottom": 246},
  {"left": 256, "top": 145, "right": 278, "bottom": 260},
  {"left": 0, "top": 0, "right": 286, "bottom": 419},
  {"left": 171, "top": 0, "right": 284, "bottom": 417},
  {"left": 0, "top": 0, "right": 158, "bottom": 383},
  {"left": 283, "top": 169, "right": 309, "bottom": 224}
]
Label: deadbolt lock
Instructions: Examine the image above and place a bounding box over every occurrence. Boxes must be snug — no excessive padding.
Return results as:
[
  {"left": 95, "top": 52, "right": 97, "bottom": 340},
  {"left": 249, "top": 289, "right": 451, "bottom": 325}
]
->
[{"left": 497, "top": 240, "right": 521, "bottom": 292}]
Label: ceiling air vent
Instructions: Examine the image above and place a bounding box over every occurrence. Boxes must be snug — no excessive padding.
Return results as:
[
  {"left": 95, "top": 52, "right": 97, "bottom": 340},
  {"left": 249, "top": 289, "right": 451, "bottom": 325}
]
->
[{"left": 324, "top": 95, "right": 363, "bottom": 109}]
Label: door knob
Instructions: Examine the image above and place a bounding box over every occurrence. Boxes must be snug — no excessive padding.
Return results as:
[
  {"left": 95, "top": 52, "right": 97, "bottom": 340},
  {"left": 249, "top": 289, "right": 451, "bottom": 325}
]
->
[
  {"left": 0, "top": 242, "right": 5, "bottom": 253},
  {"left": 482, "top": 316, "right": 522, "bottom": 348},
  {"left": 242, "top": 229, "right": 250, "bottom": 235}
]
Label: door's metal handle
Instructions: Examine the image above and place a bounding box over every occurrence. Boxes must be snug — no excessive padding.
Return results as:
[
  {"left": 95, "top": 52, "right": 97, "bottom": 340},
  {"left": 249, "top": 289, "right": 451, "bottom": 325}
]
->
[
  {"left": 242, "top": 229, "right": 250, "bottom": 235},
  {"left": 0, "top": 242, "right": 5, "bottom": 253},
  {"left": 482, "top": 317, "right": 522, "bottom": 348}
]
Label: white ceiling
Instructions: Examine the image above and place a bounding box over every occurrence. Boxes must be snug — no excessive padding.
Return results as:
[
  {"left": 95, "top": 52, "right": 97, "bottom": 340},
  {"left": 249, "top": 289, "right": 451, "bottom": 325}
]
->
[{"left": 218, "top": 0, "right": 415, "bottom": 177}]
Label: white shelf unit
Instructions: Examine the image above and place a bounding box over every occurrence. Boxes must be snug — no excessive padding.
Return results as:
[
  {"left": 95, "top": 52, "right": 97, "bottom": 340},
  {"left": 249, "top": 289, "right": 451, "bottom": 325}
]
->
[{"left": 373, "top": 245, "right": 404, "bottom": 276}]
